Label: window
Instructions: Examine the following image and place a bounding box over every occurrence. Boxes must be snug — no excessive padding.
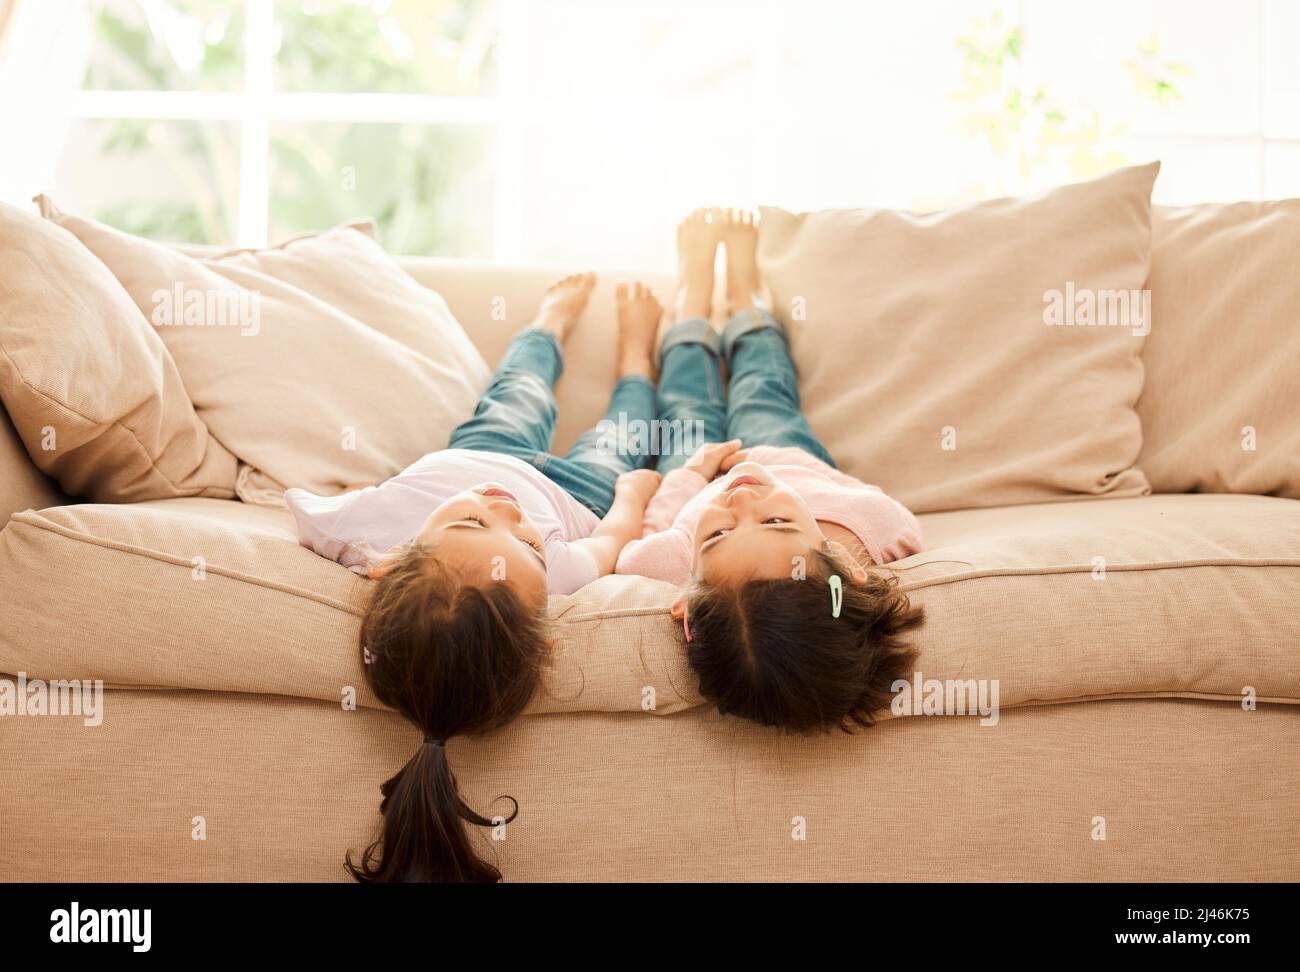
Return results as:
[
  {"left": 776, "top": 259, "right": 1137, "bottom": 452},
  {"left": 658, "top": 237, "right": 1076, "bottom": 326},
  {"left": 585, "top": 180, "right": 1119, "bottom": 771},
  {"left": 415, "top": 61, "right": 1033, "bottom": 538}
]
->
[
  {"left": 63, "top": 0, "right": 498, "bottom": 255},
  {"left": 55, "top": 0, "right": 1300, "bottom": 267}
]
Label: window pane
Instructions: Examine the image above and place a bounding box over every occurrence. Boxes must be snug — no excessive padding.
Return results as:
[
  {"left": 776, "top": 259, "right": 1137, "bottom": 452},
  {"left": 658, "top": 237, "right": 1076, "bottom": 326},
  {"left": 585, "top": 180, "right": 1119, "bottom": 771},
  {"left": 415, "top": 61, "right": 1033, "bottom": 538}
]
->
[
  {"left": 1020, "top": 0, "right": 1260, "bottom": 138},
  {"left": 273, "top": 0, "right": 498, "bottom": 94},
  {"left": 84, "top": 0, "right": 244, "bottom": 91},
  {"left": 1264, "top": 0, "right": 1300, "bottom": 137},
  {"left": 1113, "top": 134, "right": 1263, "bottom": 203},
  {"left": 515, "top": 120, "right": 753, "bottom": 269},
  {"left": 1264, "top": 143, "right": 1300, "bottom": 198},
  {"left": 269, "top": 122, "right": 493, "bottom": 255},
  {"left": 765, "top": 0, "right": 1008, "bottom": 207},
  {"left": 53, "top": 118, "right": 240, "bottom": 244},
  {"left": 510, "top": 0, "right": 752, "bottom": 101}
]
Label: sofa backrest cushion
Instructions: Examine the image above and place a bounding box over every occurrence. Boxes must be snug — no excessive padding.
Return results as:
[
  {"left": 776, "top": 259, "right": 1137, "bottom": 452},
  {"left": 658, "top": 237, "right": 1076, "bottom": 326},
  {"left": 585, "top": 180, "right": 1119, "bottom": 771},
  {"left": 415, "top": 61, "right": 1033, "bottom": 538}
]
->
[
  {"left": 0, "top": 200, "right": 239, "bottom": 505},
  {"left": 0, "top": 405, "right": 64, "bottom": 524},
  {"left": 395, "top": 260, "right": 676, "bottom": 455},
  {"left": 1138, "top": 201, "right": 1300, "bottom": 498},
  {"left": 39, "top": 199, "right": 492, "bottom": 505},
  {"left": 758, "top": 163, "right": 1159, "bottom": 514}
]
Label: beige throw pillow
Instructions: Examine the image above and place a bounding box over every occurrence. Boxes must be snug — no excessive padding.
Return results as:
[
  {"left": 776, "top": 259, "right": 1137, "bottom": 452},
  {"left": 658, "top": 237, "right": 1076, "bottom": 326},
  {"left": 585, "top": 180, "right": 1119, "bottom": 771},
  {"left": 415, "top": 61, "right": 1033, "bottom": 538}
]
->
[
  {"left": 39, "top": 198, "right": 491, "bottom": 504},
  {"left": 1138, "top": 201, "right": 1300, "bottom": 498},
  {"left": 0, "top": 405, "right": 65, "bottom": 522},
  {"left": 0, "top": 201, "right": 238, "bottom": 503},
  {"left": 759, "top": 163, "right": 1159, "bottom": 514}
]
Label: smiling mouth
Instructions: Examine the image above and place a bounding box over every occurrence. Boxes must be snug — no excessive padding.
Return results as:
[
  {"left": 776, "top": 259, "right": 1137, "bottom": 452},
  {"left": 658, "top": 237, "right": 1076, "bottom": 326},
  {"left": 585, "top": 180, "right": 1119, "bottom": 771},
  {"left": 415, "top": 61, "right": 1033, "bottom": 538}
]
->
[{"left": 725, "top": 475, "right": 763, "bottom": 491}]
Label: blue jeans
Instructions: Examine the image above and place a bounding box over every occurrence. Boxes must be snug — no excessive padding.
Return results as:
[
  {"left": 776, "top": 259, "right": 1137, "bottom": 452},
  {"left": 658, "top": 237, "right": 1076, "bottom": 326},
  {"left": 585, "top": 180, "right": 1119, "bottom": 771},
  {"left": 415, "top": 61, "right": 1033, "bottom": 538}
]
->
[
  {"left": 654, "top": 307, "right": 835, "bottom": 475},
  {"left": 447, "top": 329, "right": 656, "bottom": 517}
]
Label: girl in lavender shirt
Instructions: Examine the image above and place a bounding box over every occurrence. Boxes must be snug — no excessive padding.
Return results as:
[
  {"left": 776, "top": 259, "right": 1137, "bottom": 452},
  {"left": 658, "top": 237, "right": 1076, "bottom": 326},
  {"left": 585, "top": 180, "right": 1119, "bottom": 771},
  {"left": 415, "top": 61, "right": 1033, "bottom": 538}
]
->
[{"left": 286, "top": 272, "right": 666, "bottom": 884}]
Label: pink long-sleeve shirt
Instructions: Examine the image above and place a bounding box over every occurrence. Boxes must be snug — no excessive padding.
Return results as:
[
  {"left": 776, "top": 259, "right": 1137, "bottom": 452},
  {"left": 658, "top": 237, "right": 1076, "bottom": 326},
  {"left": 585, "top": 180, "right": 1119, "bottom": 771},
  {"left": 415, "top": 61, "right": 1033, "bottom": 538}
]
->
[{"left": 614, "top": 446, "right": 922, "bottom": 583}]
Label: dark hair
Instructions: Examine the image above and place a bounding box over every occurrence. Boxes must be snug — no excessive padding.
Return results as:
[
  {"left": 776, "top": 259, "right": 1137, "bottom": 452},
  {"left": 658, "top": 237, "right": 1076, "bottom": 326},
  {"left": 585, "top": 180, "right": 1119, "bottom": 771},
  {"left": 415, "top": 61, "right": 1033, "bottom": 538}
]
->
[
  {"left": 682, "top": 548, "right": 923, "bottom": 733},
  {"left": 345, "top": 544, "right": 549, "bottom": 883}
]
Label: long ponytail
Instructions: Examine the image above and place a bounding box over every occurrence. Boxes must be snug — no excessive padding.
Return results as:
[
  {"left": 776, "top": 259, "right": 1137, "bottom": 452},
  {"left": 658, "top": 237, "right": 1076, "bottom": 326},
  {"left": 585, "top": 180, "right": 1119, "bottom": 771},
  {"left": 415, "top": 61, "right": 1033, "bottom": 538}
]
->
[
  {"left": 347, "top": 740, "right": 518, "bottom": 883},
  {"left": 347, "top": 546, "right": 547, "bottom": 883}
]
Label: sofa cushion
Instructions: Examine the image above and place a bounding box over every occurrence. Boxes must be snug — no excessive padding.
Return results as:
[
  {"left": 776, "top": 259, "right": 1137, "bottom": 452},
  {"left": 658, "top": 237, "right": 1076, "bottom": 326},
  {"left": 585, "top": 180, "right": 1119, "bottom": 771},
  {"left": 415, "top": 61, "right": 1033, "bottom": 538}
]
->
[
  {"left": 2, "top": 493, "right": 1296, "bottom": 716},
  {"left": 758, "top": 164, "right": 1159, "bottom": 514},
  {"left": 0, "top": 200, "right": 238, "bottom": 503},
  {"left": 38, "top": 198, "right": 491, "bottom": 505},
  {"left": 397, "top": 259, "right": 676, "bottom": 455},
  {"left": 0, "top": 406, "right": 64, "bottom": 525},
  {"left": 1138, "top": 202, "right": 1300, "bottom": 498}
]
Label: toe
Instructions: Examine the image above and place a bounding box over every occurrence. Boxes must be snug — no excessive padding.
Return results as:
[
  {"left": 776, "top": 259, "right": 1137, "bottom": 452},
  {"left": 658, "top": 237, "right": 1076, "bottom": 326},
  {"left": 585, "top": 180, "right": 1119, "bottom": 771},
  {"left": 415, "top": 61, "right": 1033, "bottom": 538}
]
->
[{"left": 615, "top": 282, "right": 628, "bottom": 303}]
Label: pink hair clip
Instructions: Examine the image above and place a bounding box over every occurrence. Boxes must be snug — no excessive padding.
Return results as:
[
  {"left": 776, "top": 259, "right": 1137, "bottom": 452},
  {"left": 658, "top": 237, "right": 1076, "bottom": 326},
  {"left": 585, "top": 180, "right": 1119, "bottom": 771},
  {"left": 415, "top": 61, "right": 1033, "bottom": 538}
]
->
[{"left": 682, "top": 609, "right": 693, "bottom": 643}]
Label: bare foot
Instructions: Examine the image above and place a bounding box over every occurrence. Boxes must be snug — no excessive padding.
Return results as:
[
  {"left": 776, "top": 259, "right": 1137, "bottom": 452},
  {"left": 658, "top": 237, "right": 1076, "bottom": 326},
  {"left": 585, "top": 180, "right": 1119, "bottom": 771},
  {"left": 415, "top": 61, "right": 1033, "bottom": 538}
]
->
[
  {"left": 721, "top": 209, "right": 763, "bottom": 314},
  {"left": 532, "top": 272, "right": 597, "bottom": 341},
  {"left": 615, "top": 282, "right": 662, "bottom": 379},
  {"left": 674, "top": 208, "right": 720, "bottom": 323}
]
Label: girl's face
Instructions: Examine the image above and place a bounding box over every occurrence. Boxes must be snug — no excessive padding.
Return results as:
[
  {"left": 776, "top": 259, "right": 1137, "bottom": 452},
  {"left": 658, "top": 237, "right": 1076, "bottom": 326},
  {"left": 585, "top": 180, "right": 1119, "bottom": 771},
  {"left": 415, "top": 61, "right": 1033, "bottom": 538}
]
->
[
  {"left": 409, "top": 483, "right": 549, "bottom": 608},
  {"left": 691, "top": 461, "right": 825, "bottom": 585}
]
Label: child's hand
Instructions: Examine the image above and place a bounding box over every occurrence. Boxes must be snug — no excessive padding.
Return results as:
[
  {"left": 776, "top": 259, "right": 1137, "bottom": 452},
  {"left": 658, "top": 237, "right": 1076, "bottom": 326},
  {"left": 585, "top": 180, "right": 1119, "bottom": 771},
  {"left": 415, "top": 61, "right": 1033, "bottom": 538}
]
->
[
  {"left": 683, "top": 439, "right": 747, "bottom": 480},
  {"left": 615, "top": 468, "right": 662, "bottom": 506},
  {"left": 581, "top": 469, "right": 664, "bottom": 575}
]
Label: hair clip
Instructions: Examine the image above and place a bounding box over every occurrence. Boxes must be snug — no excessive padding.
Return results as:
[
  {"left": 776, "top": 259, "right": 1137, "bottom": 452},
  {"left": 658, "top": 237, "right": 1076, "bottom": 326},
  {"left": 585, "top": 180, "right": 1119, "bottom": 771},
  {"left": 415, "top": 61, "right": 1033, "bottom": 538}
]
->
[
  {"left": 682, "top": 609, "right": 693, "bottom": 643},
  {"left": 828, "top": 574, "right": 843, "bottom": 618},
  {"left": 362, "top": 646, "right": 377, "bottom": 665}
]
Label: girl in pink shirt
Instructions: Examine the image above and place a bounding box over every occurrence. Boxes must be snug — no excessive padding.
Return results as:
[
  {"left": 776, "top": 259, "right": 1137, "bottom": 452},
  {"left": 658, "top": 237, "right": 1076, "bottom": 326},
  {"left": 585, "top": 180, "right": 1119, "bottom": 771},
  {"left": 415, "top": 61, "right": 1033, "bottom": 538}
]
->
[{"left": 616, "top": 209, "right": 926, "bottom": 733}]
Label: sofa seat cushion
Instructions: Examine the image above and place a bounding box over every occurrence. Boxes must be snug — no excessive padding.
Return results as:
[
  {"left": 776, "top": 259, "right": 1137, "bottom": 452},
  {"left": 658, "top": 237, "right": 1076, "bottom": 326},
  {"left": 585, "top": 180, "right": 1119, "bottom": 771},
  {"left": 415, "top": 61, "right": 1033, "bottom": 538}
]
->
[
  {"left": 1, "top": 494, "right": 1296, "bottom": 716},
  {"left": 898, "top": 493, "right": 1300, "bottom": 707}
]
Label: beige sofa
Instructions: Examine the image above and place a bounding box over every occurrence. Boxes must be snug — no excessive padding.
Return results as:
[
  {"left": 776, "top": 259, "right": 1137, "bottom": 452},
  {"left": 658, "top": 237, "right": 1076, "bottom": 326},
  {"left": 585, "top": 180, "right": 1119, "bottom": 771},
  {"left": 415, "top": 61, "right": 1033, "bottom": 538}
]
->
[{"left": 2, "top": 255, "right": 1298, "bottom": 882}]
